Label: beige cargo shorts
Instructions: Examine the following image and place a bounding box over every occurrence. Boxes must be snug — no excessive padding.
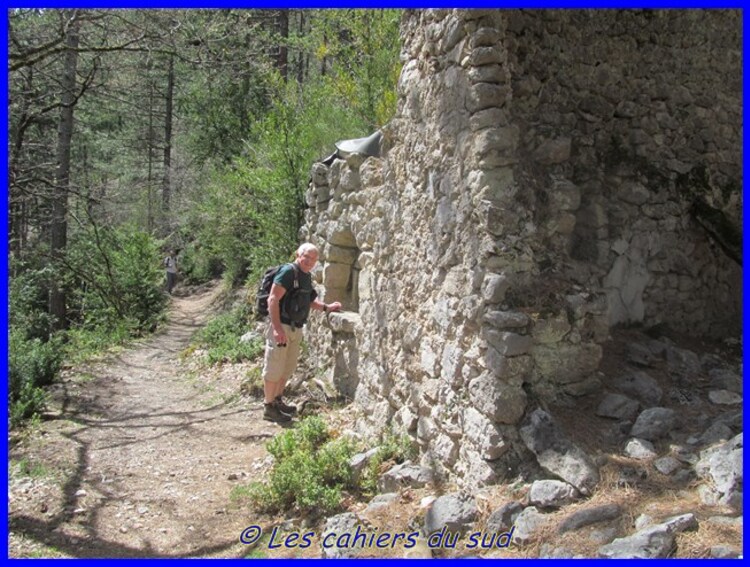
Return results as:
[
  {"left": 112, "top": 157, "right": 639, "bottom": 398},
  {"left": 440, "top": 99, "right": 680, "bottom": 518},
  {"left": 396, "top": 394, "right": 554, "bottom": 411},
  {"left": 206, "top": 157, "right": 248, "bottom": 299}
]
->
[{"left": 261, "top": 323, "right": 303, "bottom": 383}]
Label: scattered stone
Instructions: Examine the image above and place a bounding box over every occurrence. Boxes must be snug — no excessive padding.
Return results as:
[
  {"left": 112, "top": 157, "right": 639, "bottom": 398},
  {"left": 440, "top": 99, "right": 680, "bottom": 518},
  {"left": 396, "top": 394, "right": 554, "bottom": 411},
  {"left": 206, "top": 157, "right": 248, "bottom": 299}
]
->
[
  {"left": 613, "top": 370, "right": 663, "bottom": 407},
  {"left": 712, "top": 410, "right": 743, "bottom": 432},
  {"left": 539, "top": 543, "right": 572, "bottom": 558},
  {"left": 377, "top": 461, "right": 433, "bottom": 493},
  {"left": 321, "top": 513, "right": 366, "bottom": 558},
  {"left": 666, "top": 346, "right": 702, "bottom": 383},
  {"left": 708, "top": 368, "right": 742, "bottom": 394},
  {"left": 424, "top": 492, "right": 479, "bottom": 536},
  {"left": 596, "top": 392, "right": 640, "bottom": 420},
  {"left": 589, "top": 527, "right": 618, "bottom": 545},
  {"left": 485, "top": 501, "right": 523, "bottom": 534},
  {"left": 695, "top": 433, "right": 743, "bottom": 510},
  {"left": 647, "top": 339, "right": 669, "bottom": 358},
  {"left": 630, "top": 407, "right": 677, "bottom": 440},
  {"left": 634, "top": 514, "right": 653, "bottom": 530},
  {"left": 626, "top": 343, "right": 656, "bottom": 367},
  {"left": 528, "top": 479, "right": 580, "bottom": 508},
  {"left": 699, "top": 422, "right": 733, "bottom": 445},
  {"left": 513, "top": 506, "right": 548, "bottom": 544},
  {"left": 708, "top": 390, "right": 742, "bottom": 405},
  {"left": 710, "top": 545, "right": 741, "bottom": 558},
  {"left": 624, "top": 438, "right": 657, "bottom": 460},
  {"left": 597, "top": 513, "right": 697, "bottom": 558},
  {"left": 365, "top": 492, "right": 398, "bottom": 512},
  {"left": 558, "top": 504, "right": 622, "bottom": 533},
  {"left": 519, "top": 409, "right": 600, "bottom": 495},
  {"left": 350, "top": 448, "right": 380, "bottom": 483},
  {"left": 672, "top": 445, "right": 699, "bottom": 465},
  {"left": 653, "top": 456, "right": 681, "bottom": 475},
  {"left": 420, "top": 495, "right": 436, "bottom": 508}
]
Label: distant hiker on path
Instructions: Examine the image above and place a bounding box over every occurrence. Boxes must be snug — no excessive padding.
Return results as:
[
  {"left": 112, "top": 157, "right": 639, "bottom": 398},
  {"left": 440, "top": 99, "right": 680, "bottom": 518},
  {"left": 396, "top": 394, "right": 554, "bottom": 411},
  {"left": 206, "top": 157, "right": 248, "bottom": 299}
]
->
[
  {"left": 164, "top": 249, "right": 178, "bottom": 295},
  {"left": 262, "top": 243, "right": 341, "bottom": 423}
]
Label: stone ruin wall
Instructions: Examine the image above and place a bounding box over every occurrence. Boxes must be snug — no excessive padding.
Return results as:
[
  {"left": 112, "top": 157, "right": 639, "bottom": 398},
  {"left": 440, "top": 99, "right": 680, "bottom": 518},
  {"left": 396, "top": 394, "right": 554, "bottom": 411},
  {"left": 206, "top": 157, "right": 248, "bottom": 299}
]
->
[{"left": 299, "top": 9, "right": 741, "bottom": 486}]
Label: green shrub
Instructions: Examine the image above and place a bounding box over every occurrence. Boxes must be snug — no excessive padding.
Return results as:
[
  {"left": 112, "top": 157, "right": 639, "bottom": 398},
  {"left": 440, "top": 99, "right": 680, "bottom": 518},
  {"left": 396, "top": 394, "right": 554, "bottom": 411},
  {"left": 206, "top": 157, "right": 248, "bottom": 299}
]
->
[
  {"left": 66, "top": 223, "right": 168, "bottom": 335},
  {"left": 9, "top": 328, "right": 62, "bottom": 427},
  {"left": 179, "top": 241, "right": 223, "bottom": 285},
  {"left": 9, "top": 262, "right": 55, "bottom": 340},
  {"left": 9, "top": 329, "right": 63, "bottom": 392},
  {"left": 248, "top": 415, "right": 356, "bottom": 514},
  {"left": 63, "top": 319, "right": 137, "bottom": 365},
  {"left": 9, "top": 381, "right": 47, "bottom": 429},
  {"left": 192, "top": 303, "right": 263, "bottom": 365}
]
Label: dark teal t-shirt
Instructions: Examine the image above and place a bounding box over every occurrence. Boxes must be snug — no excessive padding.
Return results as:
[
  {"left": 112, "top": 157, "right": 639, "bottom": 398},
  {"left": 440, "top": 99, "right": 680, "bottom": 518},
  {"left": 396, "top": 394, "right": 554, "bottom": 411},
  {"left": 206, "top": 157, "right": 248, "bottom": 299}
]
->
[{"left": 273, "top": 263, "right": 317, "bottom": 326}]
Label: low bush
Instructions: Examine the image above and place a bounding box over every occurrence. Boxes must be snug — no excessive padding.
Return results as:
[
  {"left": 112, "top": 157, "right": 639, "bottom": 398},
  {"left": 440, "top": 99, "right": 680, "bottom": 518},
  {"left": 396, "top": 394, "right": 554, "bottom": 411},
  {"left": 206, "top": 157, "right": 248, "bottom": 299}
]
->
[
  {"left": 66, "top": 224, "right": 168, "bottom": 335},
  {"left": 246, "top": 416, "right": 417, "bottom": 515},
  {"left": 248, "top": 415, "right": 356, "bottom": 514},
  {"left": 9, "top": 329, "right": 63, "bottom": 427},
  {"left": 192, "top": 303, "right": 263, "bottom": 365},
  {"left": 179, "top": 241, "right": 223, "bottom": 286}
]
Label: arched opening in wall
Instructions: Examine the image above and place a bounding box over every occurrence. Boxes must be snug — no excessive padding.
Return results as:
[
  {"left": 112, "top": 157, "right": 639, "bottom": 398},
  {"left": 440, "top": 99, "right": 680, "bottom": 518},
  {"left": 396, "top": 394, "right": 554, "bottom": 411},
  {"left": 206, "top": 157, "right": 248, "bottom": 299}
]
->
[{"left": 323, "top": 227, "right": 361, "bottom": 313}]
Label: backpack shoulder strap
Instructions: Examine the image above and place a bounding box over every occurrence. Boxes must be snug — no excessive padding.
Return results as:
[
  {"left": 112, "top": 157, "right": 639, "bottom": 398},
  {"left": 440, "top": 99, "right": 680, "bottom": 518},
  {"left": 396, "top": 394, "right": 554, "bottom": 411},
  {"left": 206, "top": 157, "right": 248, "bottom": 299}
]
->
[{"left": 289, "top": 262, "right": 300, "bottom": 289}]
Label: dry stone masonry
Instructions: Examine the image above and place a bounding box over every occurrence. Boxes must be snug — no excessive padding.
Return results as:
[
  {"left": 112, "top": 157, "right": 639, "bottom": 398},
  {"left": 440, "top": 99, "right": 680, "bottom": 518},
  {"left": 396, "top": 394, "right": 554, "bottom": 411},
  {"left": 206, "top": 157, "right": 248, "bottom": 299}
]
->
[{"left": 299, "top": 9, "right": 741, "bottom": 486}]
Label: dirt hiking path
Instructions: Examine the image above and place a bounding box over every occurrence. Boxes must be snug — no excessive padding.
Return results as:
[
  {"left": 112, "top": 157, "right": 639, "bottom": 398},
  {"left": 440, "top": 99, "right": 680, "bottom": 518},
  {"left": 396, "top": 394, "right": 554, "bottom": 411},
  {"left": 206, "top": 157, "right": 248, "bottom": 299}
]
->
[{"left": 9, "top": 283, "right": 274, "bottom": 558}]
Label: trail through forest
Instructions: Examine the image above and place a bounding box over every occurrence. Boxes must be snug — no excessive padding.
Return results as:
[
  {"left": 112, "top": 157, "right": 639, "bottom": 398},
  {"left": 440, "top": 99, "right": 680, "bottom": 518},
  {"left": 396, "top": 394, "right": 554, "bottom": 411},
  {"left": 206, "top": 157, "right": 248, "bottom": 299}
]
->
[{"left": 9, "top": 283, "right": 271, "bottom": 558}]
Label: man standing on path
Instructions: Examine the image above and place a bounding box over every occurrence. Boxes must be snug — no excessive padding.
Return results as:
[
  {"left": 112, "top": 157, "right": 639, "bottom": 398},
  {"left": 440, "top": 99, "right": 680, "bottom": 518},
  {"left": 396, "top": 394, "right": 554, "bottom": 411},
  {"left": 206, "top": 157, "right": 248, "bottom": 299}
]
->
[
  {"left": 263, "top": 243, "right": 341, "bottom": 423},
  {"left": 164, "top": 249, "right": 178, "bottom": 295}
]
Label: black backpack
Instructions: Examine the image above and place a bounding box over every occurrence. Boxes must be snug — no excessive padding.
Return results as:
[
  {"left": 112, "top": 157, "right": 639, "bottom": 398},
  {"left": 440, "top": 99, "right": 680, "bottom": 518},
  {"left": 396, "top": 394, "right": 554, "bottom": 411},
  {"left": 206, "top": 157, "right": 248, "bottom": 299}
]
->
[{"left": 255, "top": 263, "right": 299, "bottom": 320}]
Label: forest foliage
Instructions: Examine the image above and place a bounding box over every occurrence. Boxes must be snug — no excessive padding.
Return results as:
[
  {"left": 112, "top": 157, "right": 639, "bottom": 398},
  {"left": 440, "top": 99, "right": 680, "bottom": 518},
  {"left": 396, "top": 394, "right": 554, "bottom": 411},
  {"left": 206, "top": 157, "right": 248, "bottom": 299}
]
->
[{"left": 8, "top": 8, "right": 403, "bottom": 425}]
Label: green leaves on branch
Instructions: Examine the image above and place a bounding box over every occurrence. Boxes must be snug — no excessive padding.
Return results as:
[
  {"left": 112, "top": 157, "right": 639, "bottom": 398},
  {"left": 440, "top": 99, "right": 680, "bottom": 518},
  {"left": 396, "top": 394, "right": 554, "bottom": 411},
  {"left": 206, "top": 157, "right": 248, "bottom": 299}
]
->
[
  {"left": 248, "top": 416, "right": 356, "bottom": 514},
  {"left": 65, "top": 223, "right": 168, "bottom": 334}
]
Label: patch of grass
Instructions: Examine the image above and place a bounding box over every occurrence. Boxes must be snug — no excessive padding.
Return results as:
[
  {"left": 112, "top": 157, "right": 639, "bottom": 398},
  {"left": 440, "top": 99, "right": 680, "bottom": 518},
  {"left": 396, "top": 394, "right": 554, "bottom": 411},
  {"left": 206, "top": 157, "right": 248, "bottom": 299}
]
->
[
  {"left": 230, "top": 485, "right": 255, "bottom": 503},
  {"left": 192, "top": 304, "right": 264, "bottom": 365},
  {"left": 63, "top": 322, "right": 137, "bottom": 366},
  {"left": 13, "top": 457, "right": 51, "bottom": 479}
]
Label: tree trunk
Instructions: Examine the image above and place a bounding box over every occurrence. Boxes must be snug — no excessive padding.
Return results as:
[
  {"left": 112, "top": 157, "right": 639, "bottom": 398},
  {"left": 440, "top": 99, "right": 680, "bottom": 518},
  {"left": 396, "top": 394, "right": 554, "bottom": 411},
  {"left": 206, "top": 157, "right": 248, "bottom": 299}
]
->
[
  {"left": 321, "top": 31, "right": 328, "bottom": 76},
  {"left": 295, "top": 11, "right": 306, "bottom": 84},
  {"left": 276, "top": 9, "right": 289, "bottom": 82},
  {"left": 9, "top": 68, "right": 33, "bottom": 266},
  {"left": 147, "top": 75, "right": 154, "bottom": 233},
  {"left": 48, "top": 12, "right": 80, "bottom": 331},
  {"left": 162, "top": 54, "right": 174, "bottom": 220}
]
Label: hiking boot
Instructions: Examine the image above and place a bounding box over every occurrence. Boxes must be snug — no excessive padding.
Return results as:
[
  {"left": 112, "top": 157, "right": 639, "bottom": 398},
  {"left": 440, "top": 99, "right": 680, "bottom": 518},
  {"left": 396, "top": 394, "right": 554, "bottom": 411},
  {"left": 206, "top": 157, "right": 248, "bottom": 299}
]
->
[
  {"left": 263, "top": 401, "right": 292, "bottom": 423},
  {"left": 275, "top": 395, "right": 297, "bottom": 415}
]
